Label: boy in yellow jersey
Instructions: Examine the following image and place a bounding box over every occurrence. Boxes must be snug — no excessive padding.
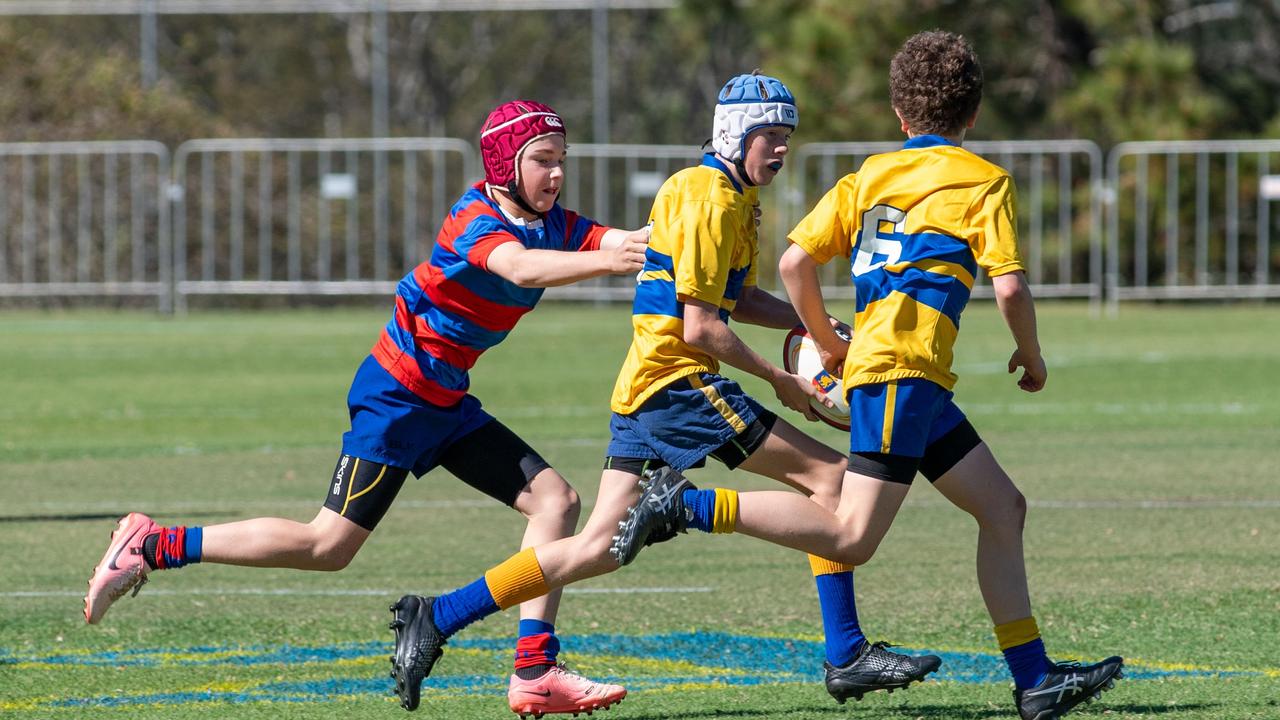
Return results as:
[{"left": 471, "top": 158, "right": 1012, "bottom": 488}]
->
[
  {"left": 613, "top": 32, "right": 1125, "bottom": 720},
  {"left": 386, "top": 72, "right": 942, "bottom": 714}
]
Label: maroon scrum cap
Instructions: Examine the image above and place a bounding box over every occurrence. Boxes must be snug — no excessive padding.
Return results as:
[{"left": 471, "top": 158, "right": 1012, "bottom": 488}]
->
[{"left": 480, "top": 99, "right": 566, "bottom": 189}]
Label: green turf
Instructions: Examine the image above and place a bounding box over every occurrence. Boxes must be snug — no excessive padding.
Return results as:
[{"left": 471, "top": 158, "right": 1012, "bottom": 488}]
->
[{"left": 1, "top": 302, "right": 1278, "bottom": 719}]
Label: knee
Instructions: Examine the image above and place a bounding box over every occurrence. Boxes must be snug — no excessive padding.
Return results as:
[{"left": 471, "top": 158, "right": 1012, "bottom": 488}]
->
[
  {"left": 561, "top": 487, "right": 583, "bottom": 522},
  {"left": 808, "top": 468, "right": 846, "bottom": 512},
  {"left": 1011, "top": 490, "right": 1027, "bottom": 530},
  {"left": 832, "top": 539, "right": 878, "bottom": 567},
  {"left": 526, "top": 482, "right": 581, "bottom": 523},
  {"left": 311, "top": 539, "right": 360, "bottom": 571},
  {"left": 977, "top": 487, "right": 1027, "bottom": 533}
]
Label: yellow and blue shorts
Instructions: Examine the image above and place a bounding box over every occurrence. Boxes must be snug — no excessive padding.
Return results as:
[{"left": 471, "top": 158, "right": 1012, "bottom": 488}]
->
[
  {"left": 606, "top": 373, "right": 776, "bottom": 473},
  {"left": 846, "top": 377, "right": 981, "bottom": 485}
]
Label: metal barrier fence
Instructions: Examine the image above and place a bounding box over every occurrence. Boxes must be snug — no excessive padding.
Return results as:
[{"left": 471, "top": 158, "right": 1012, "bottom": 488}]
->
[
  {"left": 1106, "top": 140, "right": 1280, "bottom": 311},
  {"left": 0, "top": 141, "right": 170, "bottom": 309},
  {"left": 787, "top": 140, "right": 1105, "bottom": 312},
  {"left": 5, "top": 137, "right": 1278, "bottom": 311},
  {"left": 170, "top": 137, "right": 477, "bottom": 310}
]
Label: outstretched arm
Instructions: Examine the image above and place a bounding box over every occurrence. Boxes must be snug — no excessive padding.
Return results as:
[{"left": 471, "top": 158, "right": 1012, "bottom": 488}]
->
[
  {"left": 485, "top": 226, "right": 649, "bottom": 288},
  {"left": 730, "top": 285, "right": 802, "bottom": 329},
  {"left": 991, "top": 270, "right": 1046, "bottom": 392},
  {"left": 683, "top": 298, "right": 827, "bottom": 421},
  {"left": 779, "top": 243, "right": 849, "bottom": 375},
  {"left": 599, "top": 225, "right": 648, "bottom": 251}
]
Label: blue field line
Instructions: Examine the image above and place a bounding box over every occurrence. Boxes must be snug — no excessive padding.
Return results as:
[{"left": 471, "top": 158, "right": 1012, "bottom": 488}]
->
[{"left": 3, "top": 632, "right": 1263, "bottom": 710}]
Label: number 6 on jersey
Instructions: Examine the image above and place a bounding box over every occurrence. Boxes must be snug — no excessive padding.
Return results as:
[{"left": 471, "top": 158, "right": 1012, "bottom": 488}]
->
[{"left": 852, "top": 204, "right": 905, "bottom": 276}]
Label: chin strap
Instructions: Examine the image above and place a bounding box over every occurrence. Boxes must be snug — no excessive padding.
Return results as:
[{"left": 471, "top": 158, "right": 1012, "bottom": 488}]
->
[
  {"left": 733, "top": 157, "right": 758, "bottom": 188},
  {"left": 505, "top": 180, "right": 545, "bottom": 218}
]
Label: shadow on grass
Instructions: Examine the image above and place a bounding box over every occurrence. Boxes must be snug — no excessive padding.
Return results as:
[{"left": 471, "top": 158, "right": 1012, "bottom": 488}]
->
[{"left": 0, "top": 511, "right": 227, "bottom": 523}]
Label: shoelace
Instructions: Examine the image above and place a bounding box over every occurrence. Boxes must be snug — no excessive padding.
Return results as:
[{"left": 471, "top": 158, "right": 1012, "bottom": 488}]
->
[
  {"left": 553, "top": 662, "right": 583, "bottom": 678},
  {"left": 551, "top": 662, "right": 601, "bottom": 692}
]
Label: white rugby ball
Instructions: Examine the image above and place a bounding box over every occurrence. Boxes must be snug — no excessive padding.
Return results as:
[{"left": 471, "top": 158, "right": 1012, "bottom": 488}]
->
[{"left": 782, "top": 326, "right": 850, "bottom": 431}]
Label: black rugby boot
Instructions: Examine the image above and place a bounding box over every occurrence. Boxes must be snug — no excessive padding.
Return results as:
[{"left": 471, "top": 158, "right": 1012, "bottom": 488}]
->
[
  {"left": 824, "top": 640, "right": 943, "bottom": 703},
  {"left": 388, "top": 594, "right": 447, "bottom": 711},
  {"left": 1014, "top": 656, "right": 1124, "bottom": 720},
  {"left": 609, "top": 466, "right": 694, "bottom": 565}
]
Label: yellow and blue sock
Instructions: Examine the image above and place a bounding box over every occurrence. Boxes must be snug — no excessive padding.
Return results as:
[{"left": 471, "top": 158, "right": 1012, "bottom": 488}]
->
[
  {"left": 683, "top": 488, "right": 738, "bottom": 533},
  {"left": 514, "top": 619, "right": 560, "bottom": 679},
  {"left": 810, "top": 555, "right": 865, "bottom": 666},
  {"left": 433, "top": 548, "right": 549, "bottom": 638},
  {"left": 996, "top": 616, "right": 1051, "bottom": 689},
  {"left": 141, "top": 526, "right": 202, "bottom": 570}
]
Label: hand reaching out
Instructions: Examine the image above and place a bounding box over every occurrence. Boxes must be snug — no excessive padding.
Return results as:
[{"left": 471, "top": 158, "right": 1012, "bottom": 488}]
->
[{"left": 609, "top": 225, "right": 650, "bottom": 273}]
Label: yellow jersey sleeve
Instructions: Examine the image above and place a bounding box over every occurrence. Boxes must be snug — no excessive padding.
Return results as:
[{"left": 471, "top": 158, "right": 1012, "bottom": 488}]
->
[
  {"left": 674, "top": 201, "right": 738, "bottom": 306},
  {"left": 967, "top": 175, "right": 1024, "bottom": 277},
  {"left": 787, "top": 174, "right": 857, "bottom": 264}
]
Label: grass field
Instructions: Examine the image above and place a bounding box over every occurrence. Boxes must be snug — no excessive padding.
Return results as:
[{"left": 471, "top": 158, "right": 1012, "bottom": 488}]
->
[{"left": 1, "top": 302, "right": 1278, "bottom": 719}]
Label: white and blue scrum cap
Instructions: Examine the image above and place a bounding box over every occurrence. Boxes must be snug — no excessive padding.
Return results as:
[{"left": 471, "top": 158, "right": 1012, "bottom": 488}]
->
[{"left": 711, "top": 72, "right": 799, "bottom": 162}]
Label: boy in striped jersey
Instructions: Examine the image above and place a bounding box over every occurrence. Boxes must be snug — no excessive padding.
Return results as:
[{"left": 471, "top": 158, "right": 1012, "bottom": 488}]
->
[{"left": 84, "top": 99, "right": 646, "bottom": 716}]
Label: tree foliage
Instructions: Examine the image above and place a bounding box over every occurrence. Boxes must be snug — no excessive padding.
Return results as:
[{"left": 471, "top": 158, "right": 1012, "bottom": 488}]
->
[{"left": 0, "top": 1, "right": 1277, "bottom": 146}]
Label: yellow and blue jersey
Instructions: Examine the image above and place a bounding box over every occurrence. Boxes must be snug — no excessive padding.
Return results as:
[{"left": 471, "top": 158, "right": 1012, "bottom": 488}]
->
[
  {"left": 610, "top": 154, "right": 759, "bottom": 414},
  {"left": 789, "top": 135, "right": 1024, "bottom": 391}
]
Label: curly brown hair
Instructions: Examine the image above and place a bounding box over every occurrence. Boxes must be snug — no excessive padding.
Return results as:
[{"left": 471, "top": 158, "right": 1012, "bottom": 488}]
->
[{"left": 889, "top": 30, "right": 983, "bottom": 136}]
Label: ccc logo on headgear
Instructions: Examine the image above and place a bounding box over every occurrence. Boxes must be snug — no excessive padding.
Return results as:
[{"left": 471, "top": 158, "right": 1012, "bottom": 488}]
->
[{"left": 545, "top": 116, "right": 563, "bottom": 128}]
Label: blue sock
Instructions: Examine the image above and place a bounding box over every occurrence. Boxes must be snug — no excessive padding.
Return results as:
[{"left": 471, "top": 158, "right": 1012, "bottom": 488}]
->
[
  {"left": 432, "top": 577, "right": 499, "bottom": 638},
  {"left": 1004, "top": 637, "right": 1051, "bottom": 689},
  {"left": 683, "top": 489, "right": 717, "bottom": 533},
  {"left": 518, "top": 618, "right": 556, "bottom": 639},
  {"left": 815, "top": 571, "right": 865, "bottom": 666},
  {"left": 184, "top": 527, "right": 203, "bottom": 564}
]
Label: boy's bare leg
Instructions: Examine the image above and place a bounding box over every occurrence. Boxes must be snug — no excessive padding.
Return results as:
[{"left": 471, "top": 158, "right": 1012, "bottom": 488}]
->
[
  {"left": 930, "top": 442, "right": 1032, "bottom": 625},
  {"left": 510, "top": 468, "right": 582, "bottom": 623},
  {"left": 201, "top": 509, "right": 370, "bottom": 570},
  {"left": 529, "top": 468, "right": 646, "bottom": 588},
  {"left": 736, "top": 417, "right": 844, "bottom": 508},
  {"left": 723, "top": 418, "right": 911, "bottom": 564},
  {"left": 738, "top": 418, "right": 942, "bottom": 698},
  {"left": 727, "top": 471, "right": 910, "bottom": 566}
]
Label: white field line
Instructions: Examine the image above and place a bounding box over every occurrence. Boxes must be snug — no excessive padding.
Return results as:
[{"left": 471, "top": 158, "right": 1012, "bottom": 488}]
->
[{"left": 0, "top": 586, "right": 713, "bottom": 599}]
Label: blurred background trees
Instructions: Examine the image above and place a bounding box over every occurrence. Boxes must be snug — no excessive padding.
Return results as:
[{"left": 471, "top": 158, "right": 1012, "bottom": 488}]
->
[{"left": 1, "top": 0, "right": 1277, "bottom": 146}]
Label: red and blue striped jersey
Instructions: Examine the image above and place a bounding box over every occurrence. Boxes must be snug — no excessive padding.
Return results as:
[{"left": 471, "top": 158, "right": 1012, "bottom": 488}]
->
[{"left": 372, "top": 182, "right": 608, "bottom": 406}]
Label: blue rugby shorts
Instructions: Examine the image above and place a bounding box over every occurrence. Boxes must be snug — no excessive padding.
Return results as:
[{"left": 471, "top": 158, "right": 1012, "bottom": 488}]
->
[
  {"left": 847, "top": 377, "right": 967, "bottom": 457},
  {"left": 606, "top": 373, "right": 768, "bottom": 472},
  {"left": 341, "top": 355, "right": 493, "bottom": 477}
]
